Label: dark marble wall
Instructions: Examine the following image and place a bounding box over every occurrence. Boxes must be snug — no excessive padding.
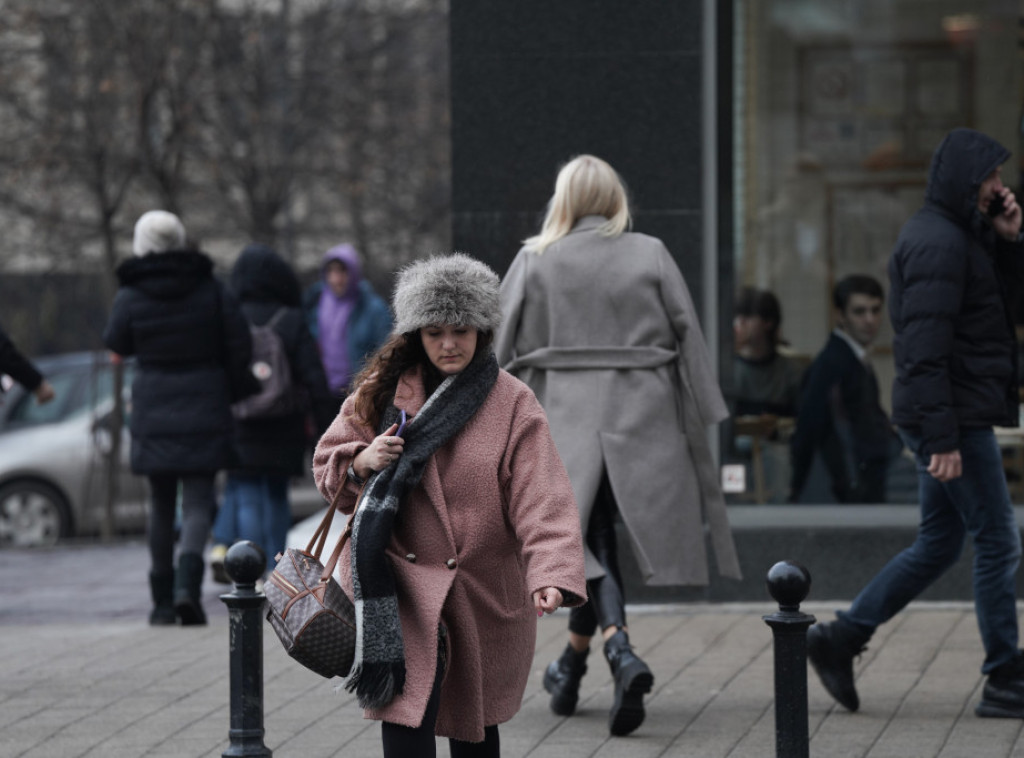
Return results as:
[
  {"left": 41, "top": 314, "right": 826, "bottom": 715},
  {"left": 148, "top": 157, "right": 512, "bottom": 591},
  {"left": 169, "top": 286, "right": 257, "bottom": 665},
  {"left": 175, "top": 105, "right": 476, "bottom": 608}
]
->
[{"left": 449, "top": 2, "right": 707, "bottom": 312}]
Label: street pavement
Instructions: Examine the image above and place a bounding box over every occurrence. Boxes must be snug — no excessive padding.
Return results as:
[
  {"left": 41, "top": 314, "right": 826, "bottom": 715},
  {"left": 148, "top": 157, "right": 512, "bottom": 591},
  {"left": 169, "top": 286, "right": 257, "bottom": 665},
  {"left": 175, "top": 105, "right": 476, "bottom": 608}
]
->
[{"left": 2, "top": 531, "right": 1024, "bottom": 757}]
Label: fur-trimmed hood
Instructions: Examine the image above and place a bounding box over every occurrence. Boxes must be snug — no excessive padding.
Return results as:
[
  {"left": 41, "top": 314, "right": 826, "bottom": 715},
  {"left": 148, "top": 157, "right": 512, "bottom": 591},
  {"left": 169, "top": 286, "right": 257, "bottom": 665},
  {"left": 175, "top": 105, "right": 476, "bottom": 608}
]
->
[{"left": 392, "top": 253, "right": 501, "bottom": 335}]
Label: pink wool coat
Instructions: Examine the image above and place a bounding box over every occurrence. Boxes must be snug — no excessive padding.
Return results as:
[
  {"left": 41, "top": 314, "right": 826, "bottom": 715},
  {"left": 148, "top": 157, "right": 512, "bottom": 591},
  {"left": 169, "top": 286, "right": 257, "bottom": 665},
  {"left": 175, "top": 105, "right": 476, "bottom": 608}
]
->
[{"left": 313, "top": 364, "right": 587, "bottom": 743}]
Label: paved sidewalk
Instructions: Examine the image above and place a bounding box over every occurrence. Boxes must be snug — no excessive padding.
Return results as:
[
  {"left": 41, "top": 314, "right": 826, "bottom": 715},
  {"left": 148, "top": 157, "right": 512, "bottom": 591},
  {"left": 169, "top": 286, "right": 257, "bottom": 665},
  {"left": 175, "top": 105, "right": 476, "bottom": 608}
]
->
[{"left": 2, "top": 541, "right": 1023, "bottom": 757}]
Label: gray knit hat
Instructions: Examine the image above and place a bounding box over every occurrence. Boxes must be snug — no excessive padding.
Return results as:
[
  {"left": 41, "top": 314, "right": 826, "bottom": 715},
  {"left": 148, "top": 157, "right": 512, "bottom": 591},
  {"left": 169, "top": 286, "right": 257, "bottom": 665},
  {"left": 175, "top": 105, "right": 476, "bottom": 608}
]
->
[
  {"left": 392, "top": 253, "right": 501, "bottom": 334},
  {"left": 133, "top": 210, "right": 186, "bottom": 256}
]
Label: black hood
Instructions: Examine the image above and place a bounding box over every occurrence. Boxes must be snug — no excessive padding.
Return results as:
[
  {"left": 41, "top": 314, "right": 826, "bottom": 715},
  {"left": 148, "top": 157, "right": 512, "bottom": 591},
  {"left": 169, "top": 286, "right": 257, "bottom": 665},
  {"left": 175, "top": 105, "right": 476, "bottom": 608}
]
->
[
  {"left": 229, "top": 243, "right": 301, "bottom": 307},
  {"left": 924, "top": 128, "right": 1010, "bottom": 225},
  {"left": 114, "top": 250, "right": 214, "bottom": 299}
]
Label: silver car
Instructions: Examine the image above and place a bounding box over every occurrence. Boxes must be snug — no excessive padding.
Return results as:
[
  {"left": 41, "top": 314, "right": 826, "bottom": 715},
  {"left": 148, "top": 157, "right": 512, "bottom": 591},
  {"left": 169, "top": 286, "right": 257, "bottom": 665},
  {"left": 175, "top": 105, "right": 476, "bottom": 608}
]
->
[
  {"left": 0, "top": 351, "right": 328, "bottom": 548},
  {"left": 0, "top": 351, "right": 147, "bottom": 547}
]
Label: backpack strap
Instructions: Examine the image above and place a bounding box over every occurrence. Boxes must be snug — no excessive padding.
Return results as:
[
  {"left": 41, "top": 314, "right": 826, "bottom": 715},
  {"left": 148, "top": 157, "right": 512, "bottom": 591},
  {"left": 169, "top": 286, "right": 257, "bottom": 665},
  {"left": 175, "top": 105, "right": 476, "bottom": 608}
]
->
[{"left": 266, "top": 307, "right": 289, "bottom": 329}]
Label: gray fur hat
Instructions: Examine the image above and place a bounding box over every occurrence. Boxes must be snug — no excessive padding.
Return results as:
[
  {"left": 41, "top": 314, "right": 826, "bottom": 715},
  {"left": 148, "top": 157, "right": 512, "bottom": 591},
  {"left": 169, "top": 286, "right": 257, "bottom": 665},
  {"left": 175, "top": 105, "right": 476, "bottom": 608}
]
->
[{"left": 392, "top": 253, "right": 501, "bottom": 334}]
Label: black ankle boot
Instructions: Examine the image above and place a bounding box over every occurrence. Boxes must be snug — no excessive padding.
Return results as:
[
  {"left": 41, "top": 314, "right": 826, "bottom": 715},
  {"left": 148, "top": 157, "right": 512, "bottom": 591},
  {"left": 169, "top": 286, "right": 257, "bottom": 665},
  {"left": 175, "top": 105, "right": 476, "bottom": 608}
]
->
[
  {"left": 148, "top": 571, "right": 176, "bottom": 626},
  {"left": 604, "top": 629, "right": 653, "bottom": 736},
  {"left": 174, "top": 552, "right": 207, "bottom": 626},
  {"left": 543, "top": 644, "right": 590, "bottom": 716},
  {"left": 806, "top": 620, "right": 868, "bottom": 712}
]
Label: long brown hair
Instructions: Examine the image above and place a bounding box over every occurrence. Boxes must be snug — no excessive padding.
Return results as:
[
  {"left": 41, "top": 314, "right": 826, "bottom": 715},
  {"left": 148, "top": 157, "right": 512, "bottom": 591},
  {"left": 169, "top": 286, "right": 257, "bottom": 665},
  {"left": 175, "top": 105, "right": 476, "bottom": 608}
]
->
[{"left": 350, "top": 329, "right": 494, "bottom": 431}]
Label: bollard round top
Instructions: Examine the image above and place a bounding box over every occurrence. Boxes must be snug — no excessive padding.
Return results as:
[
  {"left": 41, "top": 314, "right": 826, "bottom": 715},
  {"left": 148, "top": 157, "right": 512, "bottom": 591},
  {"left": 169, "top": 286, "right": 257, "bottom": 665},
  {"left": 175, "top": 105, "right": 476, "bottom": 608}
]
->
[
  {"left": 765, "top": 560, "right": 811, "bottom": 610},
  {"left": 225, "top": 541, "right": 267, "bottom": 585}
]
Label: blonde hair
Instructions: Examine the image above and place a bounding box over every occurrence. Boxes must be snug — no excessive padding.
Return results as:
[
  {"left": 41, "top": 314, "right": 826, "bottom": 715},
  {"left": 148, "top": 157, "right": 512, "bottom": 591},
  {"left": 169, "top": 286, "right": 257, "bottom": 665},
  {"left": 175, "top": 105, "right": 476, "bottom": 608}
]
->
[{"left": 524, "top": 155, "right": 632, "bottom": 254}]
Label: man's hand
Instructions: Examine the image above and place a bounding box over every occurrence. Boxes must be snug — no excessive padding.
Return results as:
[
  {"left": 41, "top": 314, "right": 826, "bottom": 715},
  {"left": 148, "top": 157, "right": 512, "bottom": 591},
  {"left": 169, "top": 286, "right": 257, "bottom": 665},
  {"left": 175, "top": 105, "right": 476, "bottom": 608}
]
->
[
  {"left": 33, "top": 380, "right": 55, "bottom": 405},
  {"left": 927, "top": 450, "right": 962, "bottom": 482},
  {"left": 991, "top": 187, "right": 1022, "bottom": 241}
]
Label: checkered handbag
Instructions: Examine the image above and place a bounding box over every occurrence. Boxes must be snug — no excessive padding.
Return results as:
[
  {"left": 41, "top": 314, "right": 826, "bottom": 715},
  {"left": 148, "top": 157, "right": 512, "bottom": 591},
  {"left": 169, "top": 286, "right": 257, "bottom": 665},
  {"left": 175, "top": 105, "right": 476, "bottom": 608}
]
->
[{"left": 265, "top": 498, "right": 355, "bottom": 679}]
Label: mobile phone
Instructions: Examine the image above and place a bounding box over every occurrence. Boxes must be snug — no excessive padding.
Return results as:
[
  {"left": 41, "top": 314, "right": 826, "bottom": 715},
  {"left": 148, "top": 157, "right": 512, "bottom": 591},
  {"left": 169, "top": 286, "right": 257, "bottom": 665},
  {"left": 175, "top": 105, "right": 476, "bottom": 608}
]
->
[
  {"left": 987, "top": 193, "right": 1007, "bottom": 218},
  {"left": 396, "top": 409, "right": 408, "bottom": 437}
]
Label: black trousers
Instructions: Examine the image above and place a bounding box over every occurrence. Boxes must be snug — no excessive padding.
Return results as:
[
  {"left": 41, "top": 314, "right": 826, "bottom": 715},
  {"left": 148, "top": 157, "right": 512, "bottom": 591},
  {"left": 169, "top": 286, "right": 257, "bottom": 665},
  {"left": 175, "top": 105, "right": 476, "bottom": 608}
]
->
[
  {"left": 147, "top": 473, "right": 216, "bottom": 574},
  {"left": 382, "top": 630, "right": 500, "bottom": 758},
  {"left": 568, "top": 471, "right": 627, "bottom": 637}
]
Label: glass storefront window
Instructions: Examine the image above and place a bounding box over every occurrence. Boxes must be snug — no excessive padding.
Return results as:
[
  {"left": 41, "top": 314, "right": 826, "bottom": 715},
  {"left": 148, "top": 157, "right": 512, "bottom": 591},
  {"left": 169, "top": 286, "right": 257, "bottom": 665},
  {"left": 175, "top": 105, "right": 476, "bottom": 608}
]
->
[{"left": 727, "top": 0, "right": 1022, "bottom": 505}]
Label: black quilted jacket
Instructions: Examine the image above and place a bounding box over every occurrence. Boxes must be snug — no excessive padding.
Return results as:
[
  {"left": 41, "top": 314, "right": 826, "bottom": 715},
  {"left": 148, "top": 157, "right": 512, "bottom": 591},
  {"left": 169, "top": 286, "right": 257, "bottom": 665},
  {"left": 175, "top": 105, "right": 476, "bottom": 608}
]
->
[
  {"left": 888, "top": 128, "right": 1024, "bottom": 456},
  {"left": 103, "top": 250, "right": 256, "bottom": 474}
]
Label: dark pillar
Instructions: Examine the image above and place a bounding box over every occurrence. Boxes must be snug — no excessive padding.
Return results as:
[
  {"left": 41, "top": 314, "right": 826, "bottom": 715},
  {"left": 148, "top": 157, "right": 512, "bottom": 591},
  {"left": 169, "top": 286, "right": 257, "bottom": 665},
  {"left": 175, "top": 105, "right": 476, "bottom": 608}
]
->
[{"left": 449, "top": 1, "right": 708, "bottom": 310}]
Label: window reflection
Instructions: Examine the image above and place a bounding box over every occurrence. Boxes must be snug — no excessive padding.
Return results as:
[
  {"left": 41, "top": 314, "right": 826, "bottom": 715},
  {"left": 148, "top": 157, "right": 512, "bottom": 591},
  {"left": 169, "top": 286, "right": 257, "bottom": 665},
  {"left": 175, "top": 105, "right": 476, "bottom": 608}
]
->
[{"left": 727, "top": 0, "right": 1023, "bottom": 504}]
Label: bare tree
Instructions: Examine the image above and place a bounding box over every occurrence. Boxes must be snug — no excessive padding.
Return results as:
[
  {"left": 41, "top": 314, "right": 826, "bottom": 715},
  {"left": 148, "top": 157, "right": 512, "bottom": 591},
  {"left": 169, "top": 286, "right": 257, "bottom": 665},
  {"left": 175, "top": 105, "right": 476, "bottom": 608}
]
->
[{"left": 0, "top": 0, "right": 452, "bottom": 541}]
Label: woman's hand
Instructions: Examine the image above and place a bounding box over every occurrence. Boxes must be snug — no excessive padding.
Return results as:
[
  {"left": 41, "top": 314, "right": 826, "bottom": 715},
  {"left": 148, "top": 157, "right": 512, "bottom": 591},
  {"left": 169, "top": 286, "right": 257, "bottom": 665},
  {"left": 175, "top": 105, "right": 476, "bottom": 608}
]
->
[
  {"left": 352, "top": 423, "right": 405, "bottom": 478},
  {"left": 533, "top": 587, "right": 564, "bottom": 617}
]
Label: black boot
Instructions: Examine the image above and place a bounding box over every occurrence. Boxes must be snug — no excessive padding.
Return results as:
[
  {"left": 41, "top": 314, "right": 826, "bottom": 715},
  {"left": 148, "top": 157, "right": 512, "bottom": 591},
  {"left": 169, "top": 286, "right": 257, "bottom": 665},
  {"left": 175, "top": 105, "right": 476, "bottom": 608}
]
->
[
  {"left": 543, "top": 644, "right": 590, "bottom": 716},
  {"left": 806, "top": 620, "right": 868, "bottom": 712},
  {"left": 174, "top": 552, "right": 207, "bottom": 626},
  {"left": 148, "top": 571, "right": 176, "bottom": 626},
  {"left": 977, "top": 650, "right": 1024, "bottom": 718},
  {"left": 604, "top": 629, "right": 653, "bottom": 736}
]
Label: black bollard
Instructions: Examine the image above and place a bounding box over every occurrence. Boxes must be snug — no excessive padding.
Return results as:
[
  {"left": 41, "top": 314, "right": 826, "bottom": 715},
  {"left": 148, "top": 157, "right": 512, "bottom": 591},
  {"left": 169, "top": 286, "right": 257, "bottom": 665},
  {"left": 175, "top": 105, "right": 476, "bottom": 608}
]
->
[
  {"left": 220, "top": 541, "right": 272, "bottom": 757},
  {"left": 763, "top": 560, "right": 815, "bottom": 758}
]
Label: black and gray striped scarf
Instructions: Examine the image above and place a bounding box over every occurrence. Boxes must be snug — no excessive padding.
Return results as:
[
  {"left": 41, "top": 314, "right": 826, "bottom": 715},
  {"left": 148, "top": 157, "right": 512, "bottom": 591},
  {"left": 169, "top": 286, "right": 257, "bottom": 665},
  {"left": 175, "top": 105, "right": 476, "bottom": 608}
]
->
[{"left": 345, "top": 350, "right": 498, "bottom": 709}]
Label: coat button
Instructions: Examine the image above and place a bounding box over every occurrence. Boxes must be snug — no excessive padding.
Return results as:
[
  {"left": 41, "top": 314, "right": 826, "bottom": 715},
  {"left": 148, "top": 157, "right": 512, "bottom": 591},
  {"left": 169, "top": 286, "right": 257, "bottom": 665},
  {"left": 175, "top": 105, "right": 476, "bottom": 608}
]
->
[
  {"left": 405, "top": 553, "right": 417, "bottom": 563},
  {"left": 446, "top": 558, "right": 457, "bottom": 570}
]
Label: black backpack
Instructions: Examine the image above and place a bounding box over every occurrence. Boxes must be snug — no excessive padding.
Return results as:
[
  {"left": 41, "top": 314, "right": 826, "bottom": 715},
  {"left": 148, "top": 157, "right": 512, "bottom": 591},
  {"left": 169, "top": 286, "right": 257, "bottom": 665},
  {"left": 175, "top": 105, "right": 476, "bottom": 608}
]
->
[{"left": 232, "top": 309, "right": 297, "bottom": 420}]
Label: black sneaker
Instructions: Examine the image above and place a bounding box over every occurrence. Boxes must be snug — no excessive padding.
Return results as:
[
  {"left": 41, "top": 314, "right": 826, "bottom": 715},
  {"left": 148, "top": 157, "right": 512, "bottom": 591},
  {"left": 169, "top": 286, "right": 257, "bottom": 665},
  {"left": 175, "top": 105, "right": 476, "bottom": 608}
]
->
[
  {"left": 806, "top": 621, "right": 866, "bottom": 712},
  {"left": 977, "top": 651, "right": 1024, "bottom": 718}
]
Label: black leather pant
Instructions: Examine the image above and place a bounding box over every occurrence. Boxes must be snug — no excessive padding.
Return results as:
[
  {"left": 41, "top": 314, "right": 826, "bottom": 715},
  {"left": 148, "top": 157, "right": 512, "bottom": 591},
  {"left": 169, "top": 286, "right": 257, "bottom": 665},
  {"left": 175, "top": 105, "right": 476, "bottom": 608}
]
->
[{"left": 568, "top": 471, "right": 627, "bottom": 637}]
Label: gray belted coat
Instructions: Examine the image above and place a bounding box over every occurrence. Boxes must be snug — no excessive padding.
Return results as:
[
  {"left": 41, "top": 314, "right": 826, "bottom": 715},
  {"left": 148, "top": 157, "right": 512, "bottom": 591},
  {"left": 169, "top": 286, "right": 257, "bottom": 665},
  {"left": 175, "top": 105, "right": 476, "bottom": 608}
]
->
[{"left": 496, "top": 216, "right": 741, "bottom": 586}]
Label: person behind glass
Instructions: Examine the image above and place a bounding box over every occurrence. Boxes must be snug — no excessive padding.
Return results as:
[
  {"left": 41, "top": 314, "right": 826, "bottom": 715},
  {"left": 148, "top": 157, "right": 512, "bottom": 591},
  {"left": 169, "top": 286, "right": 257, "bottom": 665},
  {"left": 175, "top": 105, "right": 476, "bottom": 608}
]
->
[
  {"left": 303, "top": 243, "right": 392, "bottom": 398},
  {"left": 789, "top": 275, "right": 898, "bottom": 504},
  {"left": 313, "top": 253, "right": 586, "bottom": 757},
  {"left": 807, "top": 128, "right": 1024, "bottom": 719},
  {"left": 103, "top": 211, "right": 257, "bottom": 627},
  {"left": 496, "top": 155, "right": 742, "bottom": 736},
  {"left": 208, "top": 244, "right": 337, "bottom": 581},
  {"left": 0, "top": 324, "right": 55, "bottom": 406},
  {"left": 733, "top": 286, "right": 803, "bottom": 417}
]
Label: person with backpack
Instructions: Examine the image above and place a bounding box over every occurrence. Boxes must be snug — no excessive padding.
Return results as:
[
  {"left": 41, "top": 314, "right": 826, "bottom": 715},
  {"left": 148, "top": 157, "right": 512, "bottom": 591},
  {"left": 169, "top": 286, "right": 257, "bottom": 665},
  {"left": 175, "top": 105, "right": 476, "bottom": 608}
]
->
[{"left": 210, "top": 244, "right": 337, "bottom": 578}]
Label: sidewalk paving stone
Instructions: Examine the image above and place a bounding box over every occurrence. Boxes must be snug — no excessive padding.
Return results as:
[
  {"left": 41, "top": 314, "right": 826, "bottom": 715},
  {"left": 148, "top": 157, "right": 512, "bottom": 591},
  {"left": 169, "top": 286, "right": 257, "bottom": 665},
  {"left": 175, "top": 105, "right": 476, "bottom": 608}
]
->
[{"left": 3, "top": 541, "right": 1024, "bottom": 756}]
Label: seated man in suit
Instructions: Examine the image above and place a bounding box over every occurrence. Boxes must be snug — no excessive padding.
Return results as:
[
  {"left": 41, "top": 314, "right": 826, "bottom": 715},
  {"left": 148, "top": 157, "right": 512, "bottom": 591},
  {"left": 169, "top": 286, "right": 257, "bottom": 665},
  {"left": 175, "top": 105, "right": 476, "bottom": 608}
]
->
[{"left": 790, "top": 275, "right": 900, "bottom": 503}]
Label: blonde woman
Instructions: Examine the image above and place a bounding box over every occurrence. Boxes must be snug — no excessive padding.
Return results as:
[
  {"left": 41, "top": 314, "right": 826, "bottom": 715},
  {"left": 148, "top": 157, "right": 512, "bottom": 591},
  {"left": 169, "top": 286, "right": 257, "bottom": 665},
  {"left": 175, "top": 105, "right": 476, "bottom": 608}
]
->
[{"left": 496, "top": 155, "right": 741, "bottom": 736}]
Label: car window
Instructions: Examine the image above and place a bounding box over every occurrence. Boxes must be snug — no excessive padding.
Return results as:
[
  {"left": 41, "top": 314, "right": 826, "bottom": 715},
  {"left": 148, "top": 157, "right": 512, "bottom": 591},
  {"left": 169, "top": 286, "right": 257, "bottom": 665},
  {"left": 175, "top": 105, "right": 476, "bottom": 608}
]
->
[
  {"left": 5, "top": 370, "right": 86, "bottom": 426},
  {"left": 4, "top": 362, "right": 132, "bottom": 428}
]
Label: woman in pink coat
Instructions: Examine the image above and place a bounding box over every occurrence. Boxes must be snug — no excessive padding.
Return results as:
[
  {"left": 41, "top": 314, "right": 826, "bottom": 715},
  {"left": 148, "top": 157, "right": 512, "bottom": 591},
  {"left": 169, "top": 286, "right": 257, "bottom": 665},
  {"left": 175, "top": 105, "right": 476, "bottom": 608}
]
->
[{"left": 313, "top": 253, "right": 587, "bottom": 756}]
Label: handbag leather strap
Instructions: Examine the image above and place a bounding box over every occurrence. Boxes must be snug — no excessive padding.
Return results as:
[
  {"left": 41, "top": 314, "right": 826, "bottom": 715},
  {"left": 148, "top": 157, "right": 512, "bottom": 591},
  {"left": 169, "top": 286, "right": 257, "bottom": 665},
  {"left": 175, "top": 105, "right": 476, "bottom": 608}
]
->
[{"left": 302, "top": 478, "right": 361, "bottom": 585}]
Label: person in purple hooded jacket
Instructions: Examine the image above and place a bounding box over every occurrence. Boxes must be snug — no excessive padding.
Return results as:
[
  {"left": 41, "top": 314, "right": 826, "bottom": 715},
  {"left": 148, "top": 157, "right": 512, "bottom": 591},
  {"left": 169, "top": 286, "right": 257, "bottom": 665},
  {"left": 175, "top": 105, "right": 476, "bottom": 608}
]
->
[{"left": 303, "top": 244, "right": 393, "bottom": 397}]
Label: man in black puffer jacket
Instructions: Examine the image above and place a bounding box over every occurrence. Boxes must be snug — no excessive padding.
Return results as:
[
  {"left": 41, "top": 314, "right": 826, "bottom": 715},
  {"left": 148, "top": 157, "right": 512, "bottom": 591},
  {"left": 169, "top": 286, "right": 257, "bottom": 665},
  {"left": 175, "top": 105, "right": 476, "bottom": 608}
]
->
[{"left": 807, "top": 128, "right": 1024, "bottom": 719}]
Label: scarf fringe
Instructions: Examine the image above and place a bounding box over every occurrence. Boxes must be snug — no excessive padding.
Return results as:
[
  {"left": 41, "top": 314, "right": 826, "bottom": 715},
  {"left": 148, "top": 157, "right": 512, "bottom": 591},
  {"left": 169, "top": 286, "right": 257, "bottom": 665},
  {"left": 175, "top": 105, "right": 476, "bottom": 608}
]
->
[{"left": 346, "top": 661, "right": 407, "bottom": 710}]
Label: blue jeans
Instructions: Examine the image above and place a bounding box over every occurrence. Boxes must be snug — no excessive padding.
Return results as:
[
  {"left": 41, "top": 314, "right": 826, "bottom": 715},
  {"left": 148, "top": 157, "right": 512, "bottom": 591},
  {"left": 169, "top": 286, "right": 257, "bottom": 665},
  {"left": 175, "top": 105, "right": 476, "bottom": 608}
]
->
[
  {"left": 213, "top": 473, "right": 290, "bottom": 573},
  {"left": 838, "top": 427, "right": 1021, "bottom": 673}
]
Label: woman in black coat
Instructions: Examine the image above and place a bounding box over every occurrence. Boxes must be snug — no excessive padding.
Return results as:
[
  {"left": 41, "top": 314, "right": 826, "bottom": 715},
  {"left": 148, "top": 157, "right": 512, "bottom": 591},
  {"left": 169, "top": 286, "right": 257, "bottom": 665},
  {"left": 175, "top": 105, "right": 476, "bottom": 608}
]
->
[
  {"left": 210, "top": 243, "right": 337, "bottom": 577},
  {"left": 103, "top": 211, "right": 257, "bottom": 626}
]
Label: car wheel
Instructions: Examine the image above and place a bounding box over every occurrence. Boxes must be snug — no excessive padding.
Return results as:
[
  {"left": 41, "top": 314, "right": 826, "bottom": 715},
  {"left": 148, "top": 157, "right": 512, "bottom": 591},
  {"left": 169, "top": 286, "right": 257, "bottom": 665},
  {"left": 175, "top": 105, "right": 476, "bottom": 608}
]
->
[{"left": 0, "top": 481, "right": 72, "bottom": 548}]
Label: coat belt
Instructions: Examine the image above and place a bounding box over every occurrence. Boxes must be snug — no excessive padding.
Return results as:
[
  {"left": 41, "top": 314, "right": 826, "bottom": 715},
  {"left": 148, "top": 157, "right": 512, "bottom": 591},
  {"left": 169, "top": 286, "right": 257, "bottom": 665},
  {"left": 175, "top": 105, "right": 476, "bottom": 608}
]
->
[{"left": 503, "top": 346, "right": 678, "bottom": 372}]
